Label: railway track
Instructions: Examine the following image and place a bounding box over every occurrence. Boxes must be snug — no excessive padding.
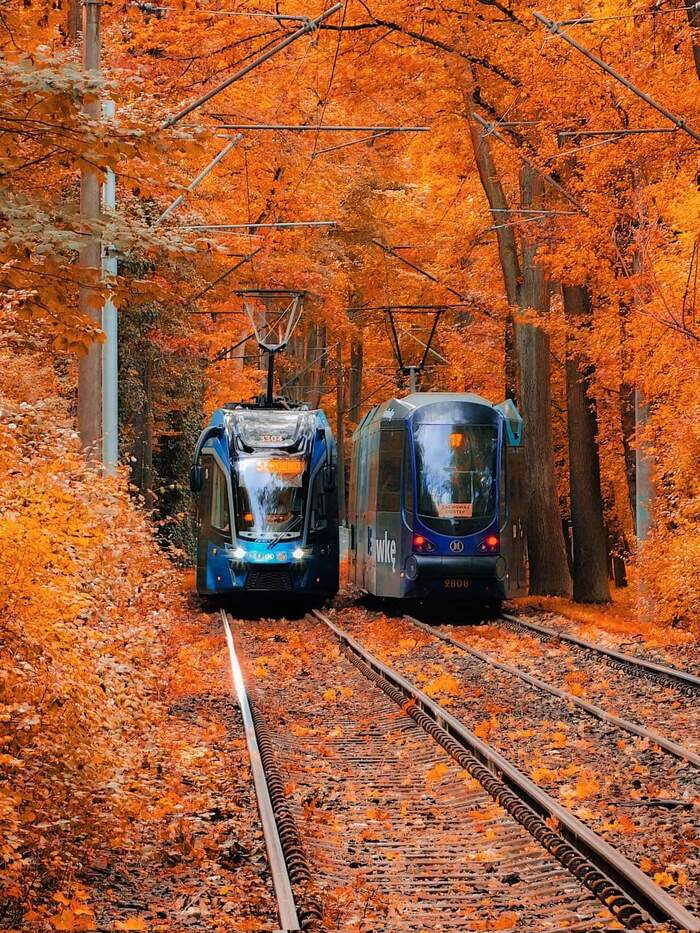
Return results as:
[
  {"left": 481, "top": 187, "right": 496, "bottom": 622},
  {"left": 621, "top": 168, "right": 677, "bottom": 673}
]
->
[
  {"left": 500, "top": 611, "right": 700, "bottom": 695},
  {"left": 322, "top": 606, "right": 700, "bottom": 931},
  {"left": 221, "top": 610, "right": 320, "bottom": 932},
  {"left": 224, "top": 607, "right": 700, "bottom": 930},
  {"left": 437, "top": 610, "right": 700, "bottom": 760}
]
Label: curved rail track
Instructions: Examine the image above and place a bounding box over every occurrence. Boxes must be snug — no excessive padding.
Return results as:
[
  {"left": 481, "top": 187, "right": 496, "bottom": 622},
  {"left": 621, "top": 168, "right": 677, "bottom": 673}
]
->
[
  {"left": 315, "top": 608, "right": 700, "bottom": 931},
  {"left": 500, "top": 611, "right": 700, "bottom": 695}
]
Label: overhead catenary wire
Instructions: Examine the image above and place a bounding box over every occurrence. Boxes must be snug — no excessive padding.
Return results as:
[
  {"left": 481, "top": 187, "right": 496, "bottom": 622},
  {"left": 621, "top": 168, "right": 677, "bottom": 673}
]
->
[
  {"left": 554, "top": 5, "right": 699, "bottom": 25},
  {"left": 557, "top": 128, "right": 680, "bottom": 137},
  {"left": 472, "top": 112, "right": 587, "bottom": 213},
  {"left": 208, "top": 123, "right": 430, "bottom": 132},
  {"left": 161, "top": 3, "right": 342, "bottom": 128},
  {"left": 534, "top": 12, "right": 700, "bottom": 143},
  {"left": 181, "top": 221, "right": 337, "bottom": 230},
  {"left": 312, "top": 130, "right": 391, "bottom": 156},
  {"left": 132, "top": 3, "right": 311, "bottom": 19},
  {"left": 188, "top": 248, "right": 262, "bottom": 304}
]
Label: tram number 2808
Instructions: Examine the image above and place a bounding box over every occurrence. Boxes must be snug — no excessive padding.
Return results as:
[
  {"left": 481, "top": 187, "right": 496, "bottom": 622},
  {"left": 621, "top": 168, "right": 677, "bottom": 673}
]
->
[{"left": 444, "top": 578, "right": 470, "bottom": 589}]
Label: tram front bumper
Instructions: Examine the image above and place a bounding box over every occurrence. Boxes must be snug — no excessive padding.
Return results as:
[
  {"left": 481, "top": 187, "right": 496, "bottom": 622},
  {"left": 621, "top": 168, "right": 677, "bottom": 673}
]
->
[{"left": 407, "top": 554, "right": 506, "bottom": 582}]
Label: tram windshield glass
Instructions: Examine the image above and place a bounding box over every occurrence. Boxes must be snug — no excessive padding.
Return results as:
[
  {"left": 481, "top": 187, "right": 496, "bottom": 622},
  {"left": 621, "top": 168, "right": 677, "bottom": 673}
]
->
[
  {"left": 414, "top": 423, "right": 497, "bottom": 535},
  {"left": 234, "top": 456, "right": 306, "bottom": 539}
]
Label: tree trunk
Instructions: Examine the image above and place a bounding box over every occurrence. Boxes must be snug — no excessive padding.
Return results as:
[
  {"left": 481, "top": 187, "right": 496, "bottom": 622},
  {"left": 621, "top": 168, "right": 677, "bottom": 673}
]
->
[
  {"left": 142, "top": 358, "right": 154, "bottom": 506},
  {"left": 687, "top": 0, "right": 700, "bottom": 82},
  {"left": 311, "top": 325, "right": 326, "bottom": 408},
  {"left": 562, "top": 285, "right": 611, "bottom": 603},
  {"left": 517, "top": 165, "right": 572, "bottom": 596},
  {"left": 335, "top": 342, "right": 346, "bottom": 525},
  {"left": 619, "top": 381, "right": 637, "bottom": 530},
  {"left": 467, "top": 108, "right": 519, "bottom": 399},
  {"left": 67, "top": 0, "right": 81, "bottom": 41},
  {"left": 348, "top": 337, "right": 363, "bottom": 426},
  {"left": 130, "top": 358, "right": 154, "bottom": 505}
]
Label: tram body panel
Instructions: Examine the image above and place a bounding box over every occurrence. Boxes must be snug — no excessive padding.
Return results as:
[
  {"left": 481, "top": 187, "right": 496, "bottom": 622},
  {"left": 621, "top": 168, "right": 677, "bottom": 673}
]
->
[
  {"left": 348, "top": 393, "right": 528, "bottom": 602},
  {"left": 192, "top": 405, "right": 339, "bottom": 599}
]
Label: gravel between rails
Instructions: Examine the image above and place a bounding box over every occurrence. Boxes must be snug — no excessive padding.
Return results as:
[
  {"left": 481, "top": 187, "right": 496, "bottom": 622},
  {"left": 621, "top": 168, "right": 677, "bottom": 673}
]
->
[
  {"left": 235, "top": 615, "right": 614, "bottom": 932},
  {"left": 328, "top": 606, "right": 700, "bottom": 919}
]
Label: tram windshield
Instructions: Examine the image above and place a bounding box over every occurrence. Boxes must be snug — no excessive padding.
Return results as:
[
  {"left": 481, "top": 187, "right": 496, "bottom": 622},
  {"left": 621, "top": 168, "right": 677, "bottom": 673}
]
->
[
  {"left": 234, "top": 456, "right": 306, "bottom": 540},
  {"left": 414, "top": 423, "right": 498, "bottom": 535}
]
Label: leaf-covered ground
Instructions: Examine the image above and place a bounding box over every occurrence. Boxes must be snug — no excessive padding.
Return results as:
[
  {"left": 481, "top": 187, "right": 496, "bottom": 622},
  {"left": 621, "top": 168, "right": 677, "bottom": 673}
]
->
[
  {"left": 0, "top": 345, "right": 274, "bottom": 932},
  {"left": 329, "top": 604, "right": 700, "bottom": 914}
]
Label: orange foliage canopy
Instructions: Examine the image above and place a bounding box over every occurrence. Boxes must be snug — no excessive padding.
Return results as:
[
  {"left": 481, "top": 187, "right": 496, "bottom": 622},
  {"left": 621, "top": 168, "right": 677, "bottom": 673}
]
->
[{"left": 1, "top": 3, "right": 698, "bottom": 612}]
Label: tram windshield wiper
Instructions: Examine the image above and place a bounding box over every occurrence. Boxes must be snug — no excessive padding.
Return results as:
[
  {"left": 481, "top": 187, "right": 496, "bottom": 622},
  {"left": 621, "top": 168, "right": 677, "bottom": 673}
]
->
[{"left": 267, "top": 513, "right": 303, "bottom": 549}]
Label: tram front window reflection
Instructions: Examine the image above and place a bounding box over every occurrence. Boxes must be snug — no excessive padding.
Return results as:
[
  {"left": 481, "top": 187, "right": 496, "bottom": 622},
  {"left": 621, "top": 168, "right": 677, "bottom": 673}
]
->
[
  {"left": 414, "top": 424, "right": 497, "bottom": 534},
  {"left": 235, "top": 457, "right": 305, "bottom": 539}
]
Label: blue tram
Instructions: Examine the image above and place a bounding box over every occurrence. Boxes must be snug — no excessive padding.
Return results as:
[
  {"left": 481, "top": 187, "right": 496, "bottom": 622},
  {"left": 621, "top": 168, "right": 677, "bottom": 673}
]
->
[
  {"left": 191, "top": 403, "right": 339, "bottom": 599},
  {"left": 347, "top": 393, "right": 527, "bottom": 605}
]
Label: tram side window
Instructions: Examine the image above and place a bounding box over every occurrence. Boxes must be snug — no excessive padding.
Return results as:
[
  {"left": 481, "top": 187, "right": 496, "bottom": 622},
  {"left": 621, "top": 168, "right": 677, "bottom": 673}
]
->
[
  {"left": 368, "top": 430, "right": 380, "bottom": 511},
  {"left": 499, "top": 445, "right": 508, "bottom": 527},
  {"left": 403, "top": 431, "right": 414, "bottom": 520},
  {"left": 309, "top": 469, "right": 328, "bottom": 534},
  {"left": 210, "top": 462, "right": 231, "bottom": 533},
  {"left": 378, "top": 429, "right": 402, "bottom": 512}
]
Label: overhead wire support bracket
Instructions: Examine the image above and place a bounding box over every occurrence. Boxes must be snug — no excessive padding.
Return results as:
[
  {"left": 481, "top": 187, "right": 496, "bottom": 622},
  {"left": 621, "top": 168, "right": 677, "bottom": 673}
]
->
[
  {"left": 471, "top": 112, "right": 587, "bottom": 214},
  {"left": 312, "top": 130, "right": 391, "bottom": 157},
  {"left": 155, "top": 134, "right": 243, "bottom": 226},
  {"left": 534, "top": 11, "right": 700, "bottom": 143},
  {"left": 161, "top": 2, "right": 342, "bottom": 129}
]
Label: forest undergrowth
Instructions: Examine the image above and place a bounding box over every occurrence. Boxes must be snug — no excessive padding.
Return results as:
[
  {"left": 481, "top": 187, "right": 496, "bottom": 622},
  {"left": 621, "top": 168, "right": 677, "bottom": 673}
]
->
[{"left": 0, "top": 343, "right": 272, "bottom": 932}]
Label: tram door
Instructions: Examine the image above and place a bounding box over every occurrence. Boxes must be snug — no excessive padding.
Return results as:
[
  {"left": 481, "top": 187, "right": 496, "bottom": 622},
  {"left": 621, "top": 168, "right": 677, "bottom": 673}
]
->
[
  {"left": 375, "top": 427, "right": 403, "bottom": 597},
  {"left": 195, "top": 455, "right": 213, "bottom": 590},
  {"left": 364, "top": 428, "right": 380, "bottom": 593},
  {"left": 196, "top": 454, "right": 233, "bottom": 592},
  {"left": 353, "top": 431, "right": 370, "bottom": 590}
]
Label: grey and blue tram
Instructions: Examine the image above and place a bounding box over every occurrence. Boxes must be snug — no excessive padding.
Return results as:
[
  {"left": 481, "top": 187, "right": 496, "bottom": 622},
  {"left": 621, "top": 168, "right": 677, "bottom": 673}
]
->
[
  {"left": 190, "top": 403, "right": 339, "bottom": 599},
  {"left": 347, "top": 393, "right": 528, "bottom": 605}
]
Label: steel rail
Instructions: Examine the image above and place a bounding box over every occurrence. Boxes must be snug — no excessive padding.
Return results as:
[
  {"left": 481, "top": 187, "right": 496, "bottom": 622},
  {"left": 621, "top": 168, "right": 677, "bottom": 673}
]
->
[
  {"left": 501, "top": 612, "right": 700, "bottom": 693},
  {"left": 220, "top": 610, "right": 301, "bottom": 932},
  {"left": 402, "top": 614, "right": 700, "bottom": 768},
  {"left": 312, "top": 608, "right": 700, "bottom": 931}
]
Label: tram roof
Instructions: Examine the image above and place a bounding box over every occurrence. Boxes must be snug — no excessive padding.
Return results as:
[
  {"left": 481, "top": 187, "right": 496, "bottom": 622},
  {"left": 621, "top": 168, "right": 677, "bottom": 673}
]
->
[{"left": 354, "top": 391, "right": 501, "bottom": 433}]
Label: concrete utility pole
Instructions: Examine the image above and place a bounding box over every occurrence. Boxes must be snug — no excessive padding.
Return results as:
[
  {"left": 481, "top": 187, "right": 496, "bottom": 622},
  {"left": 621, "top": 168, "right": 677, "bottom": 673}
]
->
[
  {"left": 77, "top": 0, "right": 103, "bottom": 458},
  {"left": 102, "top": 100, "right": 118, "bottom": 474}
]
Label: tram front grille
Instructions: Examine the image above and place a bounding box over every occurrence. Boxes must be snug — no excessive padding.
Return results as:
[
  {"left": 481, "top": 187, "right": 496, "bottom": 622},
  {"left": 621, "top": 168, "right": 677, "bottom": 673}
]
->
[{"left": 246, "top": 568, "right": 294, "bottom": 592}]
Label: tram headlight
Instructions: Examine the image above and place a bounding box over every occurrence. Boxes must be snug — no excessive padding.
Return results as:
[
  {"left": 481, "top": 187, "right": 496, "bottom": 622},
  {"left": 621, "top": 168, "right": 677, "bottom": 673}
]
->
[
  {"left": 292, "top": 547, "right": 305, "bottom": 560},
  {"left": 232, "top": 546, "right": 246, "bottom": 560},
  {"left": 412, "top": 534, "right": 436, "bottom": 553}
]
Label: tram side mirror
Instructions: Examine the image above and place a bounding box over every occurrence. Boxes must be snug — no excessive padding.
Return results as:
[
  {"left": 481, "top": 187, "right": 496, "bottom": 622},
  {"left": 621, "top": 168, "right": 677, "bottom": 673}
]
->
[
  {"left": 495, "top": 399, "right": 523, "bottom": 447},
  {"left": 190, "top": 464, "right": 203, "bottom": 493}
]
